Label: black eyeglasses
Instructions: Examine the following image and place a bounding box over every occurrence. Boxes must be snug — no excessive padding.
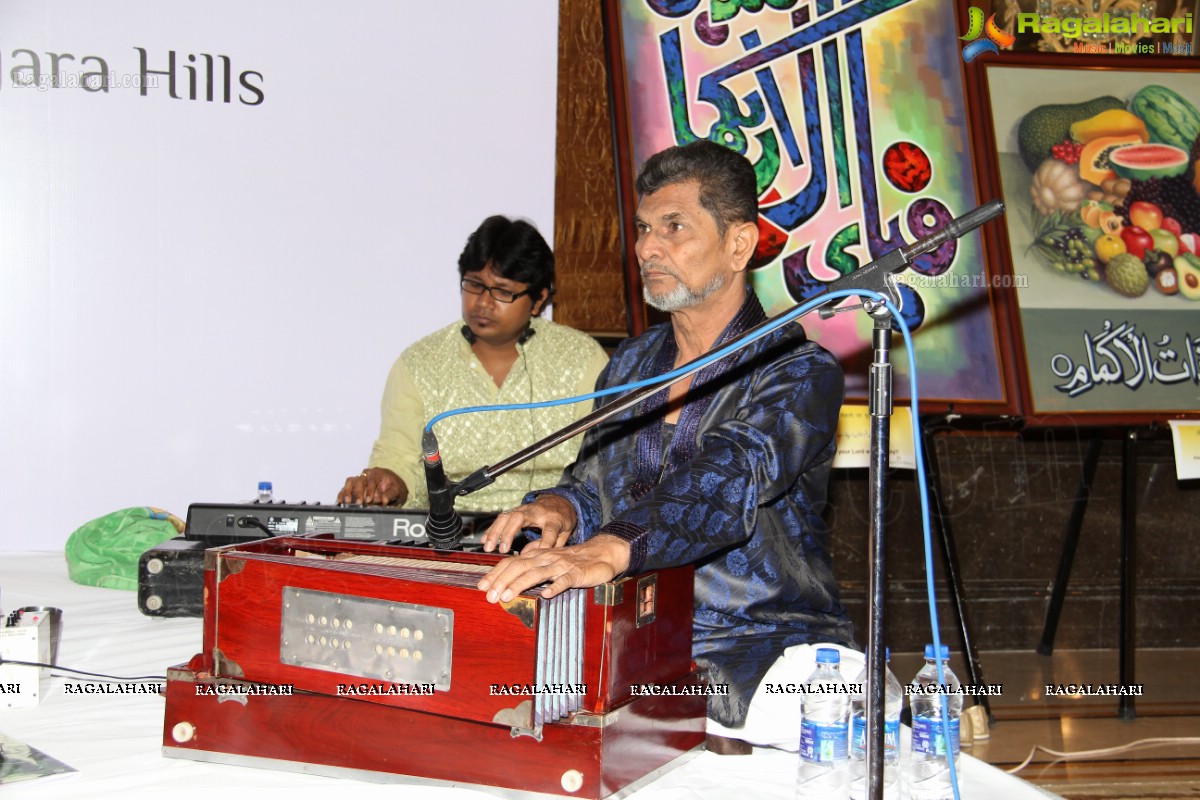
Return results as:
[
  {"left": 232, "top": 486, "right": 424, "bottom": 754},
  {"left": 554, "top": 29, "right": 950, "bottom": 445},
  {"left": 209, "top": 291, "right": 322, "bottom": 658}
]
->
[{"left": 460, "top": 277, "right": 532, "bottom": 304}]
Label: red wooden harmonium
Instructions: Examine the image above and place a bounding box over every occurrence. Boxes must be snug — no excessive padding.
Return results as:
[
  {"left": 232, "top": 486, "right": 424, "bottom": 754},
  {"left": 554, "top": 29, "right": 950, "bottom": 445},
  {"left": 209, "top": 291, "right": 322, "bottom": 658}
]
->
[{"left": 162, "top": 536, "right": 706, "bottom": 798}]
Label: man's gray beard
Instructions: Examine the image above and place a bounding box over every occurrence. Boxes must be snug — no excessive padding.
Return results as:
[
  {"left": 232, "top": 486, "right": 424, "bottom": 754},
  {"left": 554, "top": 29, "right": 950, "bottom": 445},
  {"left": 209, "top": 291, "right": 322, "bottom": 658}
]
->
[{"left": 642, "top": 270, "right": 726, "bottom": 312}]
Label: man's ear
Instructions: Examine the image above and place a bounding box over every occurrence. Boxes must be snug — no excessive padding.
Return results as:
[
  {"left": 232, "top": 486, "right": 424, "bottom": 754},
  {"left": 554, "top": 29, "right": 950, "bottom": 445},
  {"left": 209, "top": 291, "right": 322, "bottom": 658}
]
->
[
  {"left": 530, "top": 288, "right": 550, "bottom": 316},
  {"left": 727, "top": 220, "right": 760, "bottom": 274}
]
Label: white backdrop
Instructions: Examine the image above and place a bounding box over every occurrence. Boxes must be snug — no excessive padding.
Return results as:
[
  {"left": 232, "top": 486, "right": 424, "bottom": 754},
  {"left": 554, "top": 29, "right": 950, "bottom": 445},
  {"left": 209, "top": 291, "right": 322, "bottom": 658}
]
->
[{"left": 0, "top": 1, "right": 560, "bottom": 550}]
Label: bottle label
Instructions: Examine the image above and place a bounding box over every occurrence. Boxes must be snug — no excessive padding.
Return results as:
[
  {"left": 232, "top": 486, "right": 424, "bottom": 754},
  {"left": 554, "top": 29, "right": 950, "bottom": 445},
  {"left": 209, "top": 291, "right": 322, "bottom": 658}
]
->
[
  {"left": 850, "top": 717, "right": 899, "bottom": 758},
  {"left": 800, "top": 720, "right": 848, "bottom": 763},
  {"left": 911, "top": 715, "right": 960, "bottom": 756}
]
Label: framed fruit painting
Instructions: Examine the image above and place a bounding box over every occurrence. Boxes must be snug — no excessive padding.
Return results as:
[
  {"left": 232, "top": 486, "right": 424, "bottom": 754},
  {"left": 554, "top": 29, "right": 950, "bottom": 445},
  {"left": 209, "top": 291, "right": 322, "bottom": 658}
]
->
[{"left": 964, "top": 53, "right": 1200, "bottom": 422}]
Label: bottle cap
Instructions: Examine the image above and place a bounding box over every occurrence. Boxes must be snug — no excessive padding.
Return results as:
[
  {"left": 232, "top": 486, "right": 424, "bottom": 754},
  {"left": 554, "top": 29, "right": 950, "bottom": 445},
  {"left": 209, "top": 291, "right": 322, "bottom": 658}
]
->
[
  {"left": 924, "top": 644, "right": 950, "bottom": 660},
  {"left": 258, "top": 481, "right": 273, "bottom": 491},
  {"left": 815, "top": 647, "right": 840, "bottom": 664}
]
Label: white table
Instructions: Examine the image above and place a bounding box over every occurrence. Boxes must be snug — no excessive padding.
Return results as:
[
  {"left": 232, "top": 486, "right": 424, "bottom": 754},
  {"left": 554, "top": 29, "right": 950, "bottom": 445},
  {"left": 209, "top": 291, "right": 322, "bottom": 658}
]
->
[{"left": 0, "top": 552, "right": 1057, "bottom": 799}]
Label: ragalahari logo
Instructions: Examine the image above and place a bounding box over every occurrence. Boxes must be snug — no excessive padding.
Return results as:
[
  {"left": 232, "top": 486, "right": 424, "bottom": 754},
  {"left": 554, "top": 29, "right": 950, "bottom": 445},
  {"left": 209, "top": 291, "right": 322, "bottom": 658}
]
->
[{"left": 960, "top": 6, "right": 1016, "bottom": 62}]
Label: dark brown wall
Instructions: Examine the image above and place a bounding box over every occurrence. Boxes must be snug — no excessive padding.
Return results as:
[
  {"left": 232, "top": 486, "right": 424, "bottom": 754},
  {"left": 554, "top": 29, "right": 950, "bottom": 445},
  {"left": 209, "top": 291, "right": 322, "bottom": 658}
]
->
[{"left": 830, "top": 429, "right": 1199, "bottom": 652}]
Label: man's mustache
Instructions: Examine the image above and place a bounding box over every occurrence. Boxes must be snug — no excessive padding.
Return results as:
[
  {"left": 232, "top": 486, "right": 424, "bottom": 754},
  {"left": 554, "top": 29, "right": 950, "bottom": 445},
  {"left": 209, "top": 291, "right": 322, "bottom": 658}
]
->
[{"left": 639, "top": 262, "right": 679, "bottom": 281}]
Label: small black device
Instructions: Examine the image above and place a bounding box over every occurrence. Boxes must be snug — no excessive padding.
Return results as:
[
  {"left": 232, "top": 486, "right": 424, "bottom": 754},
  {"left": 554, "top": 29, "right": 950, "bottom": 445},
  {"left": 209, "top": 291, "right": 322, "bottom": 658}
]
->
[{"left": 138, "top": 537, "right": 208, "bottom": 617}]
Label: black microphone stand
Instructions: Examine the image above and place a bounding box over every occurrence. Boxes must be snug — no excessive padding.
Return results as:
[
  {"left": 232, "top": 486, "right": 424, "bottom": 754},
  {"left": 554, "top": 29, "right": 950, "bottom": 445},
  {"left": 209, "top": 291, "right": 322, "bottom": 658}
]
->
[
  {"left": 867, "top": 310, "right": 894, "bottom": 800},
  {"left": 443, "top": 200, "right": 1004, "bottom": 800}
]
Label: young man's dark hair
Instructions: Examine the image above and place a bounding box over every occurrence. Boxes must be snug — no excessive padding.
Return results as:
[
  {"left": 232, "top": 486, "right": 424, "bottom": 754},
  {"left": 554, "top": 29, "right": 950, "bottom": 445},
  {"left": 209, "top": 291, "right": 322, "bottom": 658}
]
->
[{"left": 457, "top": 215, "right": 555, "bottom": 308}]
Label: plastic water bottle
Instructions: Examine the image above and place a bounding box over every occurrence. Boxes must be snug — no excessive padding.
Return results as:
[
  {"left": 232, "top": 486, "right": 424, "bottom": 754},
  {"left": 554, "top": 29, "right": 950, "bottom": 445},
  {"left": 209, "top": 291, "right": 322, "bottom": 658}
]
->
[
  {"left": 256, "top": 481, "right": 274, "bottom": 504},
  {"left": 849, "top": 649, "right": 902, "bottom": 799},
  {"left": 797, "top": 647, "right": 850, "bottom": 799},
  {"left": 906, "top": 644, "right": 963, "bottom": 800}
]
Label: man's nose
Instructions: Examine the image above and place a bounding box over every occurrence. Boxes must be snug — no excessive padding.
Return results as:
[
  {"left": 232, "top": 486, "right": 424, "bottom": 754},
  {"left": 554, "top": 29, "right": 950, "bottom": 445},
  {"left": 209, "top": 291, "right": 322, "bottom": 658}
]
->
[
  {"left": 635, "top": 231, "right": 660, "bottom": 263},
  {"left": 474, "top": 288, "right": 498, "bottom": 309}
]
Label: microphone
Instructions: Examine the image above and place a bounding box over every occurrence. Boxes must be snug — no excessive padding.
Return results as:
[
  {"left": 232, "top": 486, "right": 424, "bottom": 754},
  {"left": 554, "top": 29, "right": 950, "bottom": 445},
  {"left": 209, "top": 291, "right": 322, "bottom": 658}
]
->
[
  {"left": 899, "top": 198, "right": 1004, "bottom": 263},
  {"left": 819, "top": 200, "right": 1006, "bottom": 318},
  {"left": 422, "top": 430, "right": 462, "bottom": 549}
]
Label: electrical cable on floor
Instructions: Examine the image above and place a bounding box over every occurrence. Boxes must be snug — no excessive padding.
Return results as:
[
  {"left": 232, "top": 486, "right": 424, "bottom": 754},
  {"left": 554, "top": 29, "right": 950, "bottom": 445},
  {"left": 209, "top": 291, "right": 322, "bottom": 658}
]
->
[
  {"left": 1006, "top": 737, "right": 1200, "bottom": 774},
  {"left": 0, "top": 656, "right": 165, "bottom": 683}
]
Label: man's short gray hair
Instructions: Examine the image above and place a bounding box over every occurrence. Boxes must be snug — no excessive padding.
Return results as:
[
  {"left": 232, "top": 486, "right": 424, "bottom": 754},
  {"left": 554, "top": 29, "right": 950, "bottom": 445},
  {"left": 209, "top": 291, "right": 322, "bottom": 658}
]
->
[{"left": 635, "top": 140, "right": 758, "bottom": 237}]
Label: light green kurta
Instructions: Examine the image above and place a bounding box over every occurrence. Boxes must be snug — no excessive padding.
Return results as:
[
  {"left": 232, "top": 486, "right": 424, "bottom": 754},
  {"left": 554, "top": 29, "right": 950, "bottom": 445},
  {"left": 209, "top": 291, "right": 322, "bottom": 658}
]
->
[{"left": 369, "top": 317, "right": 608, "bottom": 513}]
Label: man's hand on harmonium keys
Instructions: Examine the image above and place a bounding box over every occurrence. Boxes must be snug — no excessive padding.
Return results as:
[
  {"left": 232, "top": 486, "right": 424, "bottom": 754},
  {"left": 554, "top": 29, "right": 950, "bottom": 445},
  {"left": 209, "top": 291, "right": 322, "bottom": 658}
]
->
[
  {"left": 481, "top": 493, "right": 577, "bottom": 554},
  {"left": 478, "top": 494, "right": 631, "bottom": 602},
  {"left": 478, "top": 535, "right": 632, "bottom": 603}
]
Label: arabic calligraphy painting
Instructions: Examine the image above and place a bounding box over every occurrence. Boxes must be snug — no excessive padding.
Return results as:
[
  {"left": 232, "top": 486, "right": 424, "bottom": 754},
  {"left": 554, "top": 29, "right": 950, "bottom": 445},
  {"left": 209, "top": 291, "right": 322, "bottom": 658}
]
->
[
  {"left": 983, "top": 62, "right": 1200, "bottom": 415},
  {"left": 611, "top": 0, "right": 1013, "bottom": 410}
]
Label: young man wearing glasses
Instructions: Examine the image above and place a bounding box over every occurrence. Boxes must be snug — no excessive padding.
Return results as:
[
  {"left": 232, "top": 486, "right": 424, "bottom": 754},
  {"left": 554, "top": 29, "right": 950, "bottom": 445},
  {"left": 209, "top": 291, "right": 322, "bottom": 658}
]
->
[{"left": 338, "top": 215, "right": 608, "bottom": 513}]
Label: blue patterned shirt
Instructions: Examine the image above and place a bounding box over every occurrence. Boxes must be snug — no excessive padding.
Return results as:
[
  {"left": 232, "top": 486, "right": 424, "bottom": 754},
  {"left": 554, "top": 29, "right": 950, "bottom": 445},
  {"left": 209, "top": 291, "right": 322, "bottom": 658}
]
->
[{"left": 537, "top": 290, "right": 855, "bottom": 728}]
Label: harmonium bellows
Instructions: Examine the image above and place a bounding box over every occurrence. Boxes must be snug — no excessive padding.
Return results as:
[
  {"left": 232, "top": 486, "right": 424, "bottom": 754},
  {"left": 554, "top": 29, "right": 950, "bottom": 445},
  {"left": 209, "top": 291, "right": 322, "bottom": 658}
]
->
[{"left": 162, "top": 536, "right": 706, "bottom": 798}]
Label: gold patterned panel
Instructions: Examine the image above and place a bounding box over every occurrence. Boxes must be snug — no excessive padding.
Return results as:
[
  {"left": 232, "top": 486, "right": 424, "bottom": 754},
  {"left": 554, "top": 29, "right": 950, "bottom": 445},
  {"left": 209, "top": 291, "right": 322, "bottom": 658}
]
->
[{"left": 553, "top": 0, "right": 629, "bottom": 339}]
